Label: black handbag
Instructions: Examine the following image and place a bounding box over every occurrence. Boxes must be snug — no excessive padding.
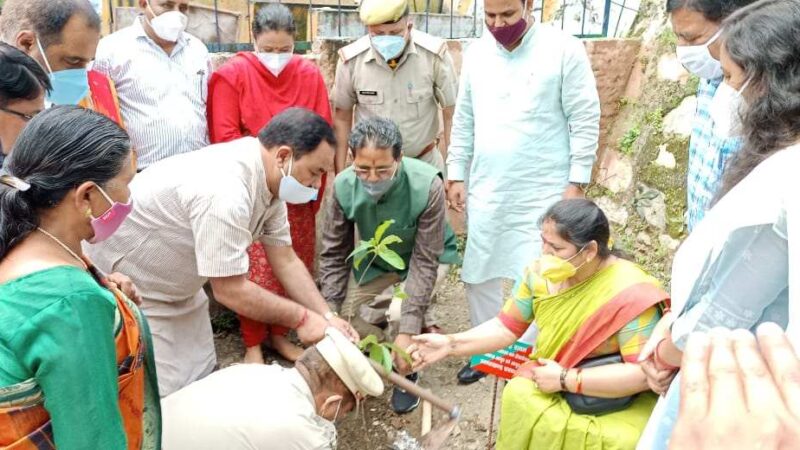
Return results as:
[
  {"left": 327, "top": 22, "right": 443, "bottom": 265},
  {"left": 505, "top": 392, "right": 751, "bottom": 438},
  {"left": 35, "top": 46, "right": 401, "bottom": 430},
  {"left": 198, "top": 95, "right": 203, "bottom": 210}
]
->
[{"left": 562, "top": 353, "right": 637, "bottom": 416}]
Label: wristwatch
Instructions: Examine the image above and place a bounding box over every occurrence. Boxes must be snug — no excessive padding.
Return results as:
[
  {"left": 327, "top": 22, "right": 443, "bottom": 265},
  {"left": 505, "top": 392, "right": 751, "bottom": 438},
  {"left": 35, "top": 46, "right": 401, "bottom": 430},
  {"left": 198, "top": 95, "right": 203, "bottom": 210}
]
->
[{"left": 323, "top": 311, "right": 338, "bottom": 321}]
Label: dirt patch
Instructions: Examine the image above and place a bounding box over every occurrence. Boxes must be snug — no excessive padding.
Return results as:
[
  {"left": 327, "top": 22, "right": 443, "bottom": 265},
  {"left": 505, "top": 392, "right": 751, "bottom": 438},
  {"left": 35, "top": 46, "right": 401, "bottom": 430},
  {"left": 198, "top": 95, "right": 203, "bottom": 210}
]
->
[{"left": 213, "top": 276, "right": 501, "bottom": 449}]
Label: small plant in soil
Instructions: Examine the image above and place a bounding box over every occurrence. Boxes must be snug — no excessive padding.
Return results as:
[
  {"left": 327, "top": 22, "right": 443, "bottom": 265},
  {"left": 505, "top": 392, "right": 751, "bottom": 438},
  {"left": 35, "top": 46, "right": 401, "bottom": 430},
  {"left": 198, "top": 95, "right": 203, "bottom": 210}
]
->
[{"left": 348, "top": 219, "right": 412, "bottom": 372}]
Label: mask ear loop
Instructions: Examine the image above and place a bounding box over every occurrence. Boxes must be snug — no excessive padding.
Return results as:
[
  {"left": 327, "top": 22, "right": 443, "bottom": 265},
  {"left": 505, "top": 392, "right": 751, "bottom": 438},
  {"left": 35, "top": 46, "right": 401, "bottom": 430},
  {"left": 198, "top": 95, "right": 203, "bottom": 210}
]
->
[
  {"left": 280, "top": 154, "right": 293, "bottom": 178},
  {"left": 704, "top": 28, "right": 724, "bottom": 48},
  {"left": 35, "top": 38, "right": 54, "bottom": 75},
  {"left": 738, "top": 77, "right": 752, "bottom": 95},
  {"left": 565, "top": 244, "right": 587, "bottom": 263},
  {"left": 331, "top": 397, "right": 343, "bottom": 423},
  {"left": 567, "top": 244, "right": 593, "bottom": 272}
]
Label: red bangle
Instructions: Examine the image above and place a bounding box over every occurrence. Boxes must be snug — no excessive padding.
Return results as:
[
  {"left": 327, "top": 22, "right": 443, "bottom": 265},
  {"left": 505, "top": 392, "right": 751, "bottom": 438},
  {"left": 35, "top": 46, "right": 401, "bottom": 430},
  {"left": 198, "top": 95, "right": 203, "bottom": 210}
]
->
[
  {"left": 654, "top": 338, "right": 680, "bottom": 371},
  {"left": 294, "top": 308, "right": 309, "bottom": 330},
  {"left": 575, "top": 368, "right": 584, "bottom": 394}
]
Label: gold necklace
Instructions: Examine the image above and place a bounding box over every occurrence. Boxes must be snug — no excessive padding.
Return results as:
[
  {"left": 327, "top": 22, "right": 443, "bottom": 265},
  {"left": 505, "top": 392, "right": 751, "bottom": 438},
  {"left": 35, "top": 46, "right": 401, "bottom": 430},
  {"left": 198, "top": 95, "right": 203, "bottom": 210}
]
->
[{"left": 36, "top": 227, "right": 88, "bottom": 270}]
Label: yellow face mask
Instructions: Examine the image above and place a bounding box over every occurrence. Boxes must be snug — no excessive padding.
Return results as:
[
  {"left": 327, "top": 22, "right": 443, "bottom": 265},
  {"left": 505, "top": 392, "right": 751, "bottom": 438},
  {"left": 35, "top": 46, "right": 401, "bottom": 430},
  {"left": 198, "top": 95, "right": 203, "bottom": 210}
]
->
[{"left": 539, "top": 246, "right": 587, "bottom": 284}]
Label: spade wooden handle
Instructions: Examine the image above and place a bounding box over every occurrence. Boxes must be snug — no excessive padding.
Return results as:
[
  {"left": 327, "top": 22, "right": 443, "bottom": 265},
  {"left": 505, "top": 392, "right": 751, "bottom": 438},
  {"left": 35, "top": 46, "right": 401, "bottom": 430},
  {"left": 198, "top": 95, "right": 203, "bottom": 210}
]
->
[{"left": 368, "top": 360, "right": 461, "bottom": 419}]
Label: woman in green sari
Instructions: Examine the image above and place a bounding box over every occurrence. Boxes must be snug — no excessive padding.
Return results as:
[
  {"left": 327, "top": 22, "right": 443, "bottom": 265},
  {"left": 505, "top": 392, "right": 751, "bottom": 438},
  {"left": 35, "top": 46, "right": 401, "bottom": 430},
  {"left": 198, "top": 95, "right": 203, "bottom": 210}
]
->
[
  {"left": 0, "top": 106, "right": 160, "bottom": 449},
  {"left": 409, "top": 199, "right": 669, "bottom": 449}
]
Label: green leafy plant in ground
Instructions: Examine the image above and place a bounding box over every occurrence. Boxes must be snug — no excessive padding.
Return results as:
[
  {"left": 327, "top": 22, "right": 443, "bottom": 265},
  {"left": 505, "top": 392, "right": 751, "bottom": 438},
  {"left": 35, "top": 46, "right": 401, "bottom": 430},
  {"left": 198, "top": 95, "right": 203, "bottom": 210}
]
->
[
  {"left": 348, "top": 219, "right": 411, "bottom": 373},
  {"left": 619, "top": 127, "right": 641, "bottom": 155}
]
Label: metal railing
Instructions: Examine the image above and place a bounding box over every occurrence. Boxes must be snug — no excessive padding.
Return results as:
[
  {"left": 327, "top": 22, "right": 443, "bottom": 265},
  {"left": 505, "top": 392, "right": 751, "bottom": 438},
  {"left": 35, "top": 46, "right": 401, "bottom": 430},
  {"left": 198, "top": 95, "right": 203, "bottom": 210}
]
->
[{"left": 201, "top": 0, "right": 639, "bottom": 54}]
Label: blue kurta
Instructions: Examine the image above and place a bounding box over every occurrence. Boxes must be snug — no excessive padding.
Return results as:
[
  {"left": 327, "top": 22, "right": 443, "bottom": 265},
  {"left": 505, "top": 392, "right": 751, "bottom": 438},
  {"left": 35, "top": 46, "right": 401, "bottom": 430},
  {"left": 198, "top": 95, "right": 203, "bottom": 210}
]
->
[{"left": 447, "top": 24, "right": 601, "bottom": 284}]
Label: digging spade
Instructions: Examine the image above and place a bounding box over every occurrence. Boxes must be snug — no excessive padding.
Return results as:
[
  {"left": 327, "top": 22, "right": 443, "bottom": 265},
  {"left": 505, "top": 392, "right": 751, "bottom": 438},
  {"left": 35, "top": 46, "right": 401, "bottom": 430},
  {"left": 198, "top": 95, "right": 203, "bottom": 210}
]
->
[{"left": 367, "top": 360, "right": 461, "bottom": 450}]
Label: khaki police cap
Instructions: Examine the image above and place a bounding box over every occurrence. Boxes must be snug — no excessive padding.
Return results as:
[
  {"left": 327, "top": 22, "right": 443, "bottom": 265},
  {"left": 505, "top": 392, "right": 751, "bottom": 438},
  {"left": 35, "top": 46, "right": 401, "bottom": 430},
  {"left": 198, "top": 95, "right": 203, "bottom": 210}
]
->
[{"left": 359, "top": 0, "right": 408, "bottom": 25}]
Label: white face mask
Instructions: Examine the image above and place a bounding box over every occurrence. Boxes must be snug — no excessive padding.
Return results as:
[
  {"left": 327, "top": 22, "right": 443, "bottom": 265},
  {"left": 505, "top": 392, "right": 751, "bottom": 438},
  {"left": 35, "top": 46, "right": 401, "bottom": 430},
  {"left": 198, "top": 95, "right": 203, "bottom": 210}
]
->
[
  {"left": 709, "top": 79, "right": 749, "bottom": 138},
  {"left": 676, "top": 28, "right": 723, "bottom": 80},
  {"left": 256, "top": 52, "right": 293, "bottom": 77},
  {"left": 278, "top": 155, "right": 319, "bottom": 204},
  {"left": 145, "top": 1, "right": 188, "bottom": 43},
  {"left": 315, "top": 395, "right": 342, "bottom": 448}
]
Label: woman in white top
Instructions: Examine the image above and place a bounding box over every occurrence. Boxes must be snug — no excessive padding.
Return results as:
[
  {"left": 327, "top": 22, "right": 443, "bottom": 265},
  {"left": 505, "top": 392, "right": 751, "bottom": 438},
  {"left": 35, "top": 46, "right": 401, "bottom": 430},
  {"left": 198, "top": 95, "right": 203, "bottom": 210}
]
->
[{"left": 637, "top": 0, "right": 800, "bottom": 448}]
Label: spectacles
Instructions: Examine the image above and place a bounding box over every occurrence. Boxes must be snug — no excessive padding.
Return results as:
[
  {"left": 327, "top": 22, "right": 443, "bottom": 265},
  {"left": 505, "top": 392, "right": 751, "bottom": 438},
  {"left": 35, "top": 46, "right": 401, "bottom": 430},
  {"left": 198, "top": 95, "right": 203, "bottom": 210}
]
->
[
  {"left": 0, "top": 107, "right": 40, "bottom": 122},
  {"left": 354, "top": 163, "right": 397, "bottom": 180}
]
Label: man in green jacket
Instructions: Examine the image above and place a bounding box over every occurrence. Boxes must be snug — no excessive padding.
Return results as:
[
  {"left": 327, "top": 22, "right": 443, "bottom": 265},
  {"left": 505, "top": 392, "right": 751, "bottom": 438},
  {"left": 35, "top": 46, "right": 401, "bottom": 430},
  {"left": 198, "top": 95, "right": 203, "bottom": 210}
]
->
[{"left": 320, "top": 116, "right": 459, "bottom": 414}]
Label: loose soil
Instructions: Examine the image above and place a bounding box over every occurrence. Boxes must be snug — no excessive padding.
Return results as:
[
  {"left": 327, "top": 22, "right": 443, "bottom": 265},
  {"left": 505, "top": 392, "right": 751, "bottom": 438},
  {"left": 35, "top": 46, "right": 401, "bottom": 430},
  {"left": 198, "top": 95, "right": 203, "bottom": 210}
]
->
[{"left": 213, "top": 275, "right": 502, "bottom": 450}]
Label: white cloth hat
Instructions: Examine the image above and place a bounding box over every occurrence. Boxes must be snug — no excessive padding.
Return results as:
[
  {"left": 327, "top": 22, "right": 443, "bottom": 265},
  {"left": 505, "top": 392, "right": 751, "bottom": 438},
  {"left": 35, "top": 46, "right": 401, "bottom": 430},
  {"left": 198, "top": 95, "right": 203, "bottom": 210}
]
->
[{"left": 315, "top": 328, "right": 384, "bottom": 397}]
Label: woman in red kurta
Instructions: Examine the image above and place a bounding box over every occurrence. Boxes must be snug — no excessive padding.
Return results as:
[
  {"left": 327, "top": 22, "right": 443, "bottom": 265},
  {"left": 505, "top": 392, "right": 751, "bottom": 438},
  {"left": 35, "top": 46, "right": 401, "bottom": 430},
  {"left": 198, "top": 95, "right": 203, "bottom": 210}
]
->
[{"left": 207, "top": 4, "right": 332, "bottom": 363}]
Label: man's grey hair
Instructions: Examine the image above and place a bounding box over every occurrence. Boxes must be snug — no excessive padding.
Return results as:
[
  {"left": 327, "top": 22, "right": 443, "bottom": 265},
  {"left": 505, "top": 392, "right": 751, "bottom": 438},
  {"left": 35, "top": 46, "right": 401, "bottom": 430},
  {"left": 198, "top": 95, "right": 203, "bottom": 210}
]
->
[
  {"left": 297, "top": 347, "right": 356, "bottom": 407},
  {"left": 0, "top": 0, "right": 100, "bottom": 48},
  {"left": 348, "top": 117, "right": 403, "bottom": 159}
]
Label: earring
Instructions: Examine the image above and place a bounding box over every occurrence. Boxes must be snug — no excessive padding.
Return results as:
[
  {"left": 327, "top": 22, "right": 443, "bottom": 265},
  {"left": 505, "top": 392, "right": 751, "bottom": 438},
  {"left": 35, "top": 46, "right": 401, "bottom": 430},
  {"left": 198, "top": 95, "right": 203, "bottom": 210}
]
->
[{"left": 86, "top": 208, "right": 93, "bottom": 218}]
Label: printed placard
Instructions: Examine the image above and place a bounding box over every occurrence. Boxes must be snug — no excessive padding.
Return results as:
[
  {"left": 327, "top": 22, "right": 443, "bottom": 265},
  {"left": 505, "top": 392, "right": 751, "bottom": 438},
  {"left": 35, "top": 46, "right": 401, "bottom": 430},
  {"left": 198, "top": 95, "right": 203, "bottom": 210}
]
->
[{"left": 469, "top": 341, "right": 534, "bottom": 380}]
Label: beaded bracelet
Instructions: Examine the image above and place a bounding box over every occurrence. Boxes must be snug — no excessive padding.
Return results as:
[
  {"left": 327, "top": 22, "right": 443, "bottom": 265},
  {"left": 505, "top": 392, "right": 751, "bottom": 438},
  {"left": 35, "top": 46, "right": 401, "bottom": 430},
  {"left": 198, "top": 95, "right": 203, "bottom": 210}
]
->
[{"left": 560, "top": 368, "right": 569, "bottom": 391}]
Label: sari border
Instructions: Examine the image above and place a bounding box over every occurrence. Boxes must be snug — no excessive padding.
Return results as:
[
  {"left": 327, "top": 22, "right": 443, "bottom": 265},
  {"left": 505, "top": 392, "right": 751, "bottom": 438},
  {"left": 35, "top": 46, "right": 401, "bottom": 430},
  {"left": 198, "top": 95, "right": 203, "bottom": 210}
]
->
[{"left": 555, "top": 282, "right": 670, "bottom": 368}]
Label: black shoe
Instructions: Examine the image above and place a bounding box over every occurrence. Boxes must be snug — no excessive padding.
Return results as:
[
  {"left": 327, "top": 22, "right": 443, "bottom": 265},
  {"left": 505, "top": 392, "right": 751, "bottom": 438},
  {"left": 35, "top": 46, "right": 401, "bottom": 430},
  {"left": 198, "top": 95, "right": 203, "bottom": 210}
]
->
[
  {"left": 457, "top": 363, "right": 486, "bottom": 385},
  {"left": 391, "top": 373, "right": 421, "bottom": 414}
]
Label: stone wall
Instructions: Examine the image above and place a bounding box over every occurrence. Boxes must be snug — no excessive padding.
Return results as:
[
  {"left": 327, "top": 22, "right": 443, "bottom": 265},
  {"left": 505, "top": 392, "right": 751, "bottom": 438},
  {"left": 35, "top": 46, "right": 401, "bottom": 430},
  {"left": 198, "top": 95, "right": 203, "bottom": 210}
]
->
[{"left": 588, "top": 0, "right": 698, "bottom": 284}]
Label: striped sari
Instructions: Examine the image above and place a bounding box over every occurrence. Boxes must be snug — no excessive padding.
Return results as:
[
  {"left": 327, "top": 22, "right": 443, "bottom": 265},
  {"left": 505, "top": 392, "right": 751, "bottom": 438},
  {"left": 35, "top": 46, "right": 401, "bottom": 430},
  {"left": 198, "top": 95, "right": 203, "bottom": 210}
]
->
[
  {"left": 496, "top": 259, "right": 669, "bottom": 450},
  {"left": 0, "top": 283, "right": 160, "bottom": 450}
]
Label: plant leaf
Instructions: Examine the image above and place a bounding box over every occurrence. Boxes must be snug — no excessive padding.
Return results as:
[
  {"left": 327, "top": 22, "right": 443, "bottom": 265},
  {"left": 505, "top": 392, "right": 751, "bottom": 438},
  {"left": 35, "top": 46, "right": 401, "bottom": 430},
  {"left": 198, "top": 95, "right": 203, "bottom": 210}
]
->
[
  {"left": 353, "top": 249, "right": 373, "bottom": 270},
  {"left": 385, "top": 342, "right": 413, "bottom": 365},
  {"left": 358, "top": 334, "right": 380, "bottom": 351},
  {"left": 378, "top": 249, "right": 406, "bottom": 270},
  {"left": 373, "top": 219, "right": 395, "bottom": 243},
  {"left": 379, "top": 235, "right": 403, "bottom": 247},
  {"left": 380, "top": 345, "right": 393, "bottom": 374},
  {"left": 369, "top": 342, "right": 383, "bottom": 365},
  {"left": 347, "top": 240, "right": 373, "bottom": 261}
]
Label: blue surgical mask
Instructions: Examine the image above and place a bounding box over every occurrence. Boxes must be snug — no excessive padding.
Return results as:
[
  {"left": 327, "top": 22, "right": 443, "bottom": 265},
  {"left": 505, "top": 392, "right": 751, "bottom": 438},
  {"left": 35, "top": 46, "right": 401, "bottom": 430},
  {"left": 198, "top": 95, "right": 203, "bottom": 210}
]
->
[
  {"left": 371, "top": 35, "right": 406, "bottom": 61},
  {"left": 361, "top": 164, "right": 398, "bottom": 200},
  {"left": 36, "top": 38, "right": 89, "bottom": 105}
]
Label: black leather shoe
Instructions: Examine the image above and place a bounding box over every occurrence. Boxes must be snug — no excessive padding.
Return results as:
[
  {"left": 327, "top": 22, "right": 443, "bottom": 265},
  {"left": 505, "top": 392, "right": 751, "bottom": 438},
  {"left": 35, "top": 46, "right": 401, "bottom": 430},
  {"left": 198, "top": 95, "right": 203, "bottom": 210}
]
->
[
  {"left": 391, "top": 373, "right": 421, "bottom": 414},
  {"left": 457, "top": 363, "right": 486, "bottom": 385}
]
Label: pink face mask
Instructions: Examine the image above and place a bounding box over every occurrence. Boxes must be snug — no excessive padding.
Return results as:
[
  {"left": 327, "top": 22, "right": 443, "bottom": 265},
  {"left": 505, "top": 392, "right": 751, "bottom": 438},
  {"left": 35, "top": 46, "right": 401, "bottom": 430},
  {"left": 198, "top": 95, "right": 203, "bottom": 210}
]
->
[{"left": 88, "top": 185, "right": 133, "bottom": 244}]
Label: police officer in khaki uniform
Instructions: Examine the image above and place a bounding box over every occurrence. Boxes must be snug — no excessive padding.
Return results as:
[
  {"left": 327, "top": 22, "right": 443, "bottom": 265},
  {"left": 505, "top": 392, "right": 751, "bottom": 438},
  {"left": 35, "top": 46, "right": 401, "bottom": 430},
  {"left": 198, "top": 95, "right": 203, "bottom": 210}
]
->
[{"left": 332, "top": 0, "right": 458, "bottom": 175}]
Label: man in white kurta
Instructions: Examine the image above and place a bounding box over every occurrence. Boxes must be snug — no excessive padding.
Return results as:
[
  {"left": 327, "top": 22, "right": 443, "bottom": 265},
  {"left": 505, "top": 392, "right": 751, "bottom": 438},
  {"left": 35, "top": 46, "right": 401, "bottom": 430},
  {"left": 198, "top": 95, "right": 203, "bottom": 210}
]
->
[
  {"left": 446, "top": 0, "right": 600, "bottom": 382},
  {"left": 162, "top": 328, "right": 384, "bottom": 450}
]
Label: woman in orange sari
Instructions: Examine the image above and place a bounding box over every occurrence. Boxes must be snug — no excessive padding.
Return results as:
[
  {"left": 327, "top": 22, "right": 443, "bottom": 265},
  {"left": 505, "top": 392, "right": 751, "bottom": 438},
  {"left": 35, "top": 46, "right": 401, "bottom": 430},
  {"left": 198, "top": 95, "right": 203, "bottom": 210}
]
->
[
  {"left": 0, "top": 106, "right": 160, "bottom": 449},
  {"left": 410, "top": 199, "right": 669, "bottom": 449},
  {"left": 207, "top": 3, "right": 332, "bottom": 363}
]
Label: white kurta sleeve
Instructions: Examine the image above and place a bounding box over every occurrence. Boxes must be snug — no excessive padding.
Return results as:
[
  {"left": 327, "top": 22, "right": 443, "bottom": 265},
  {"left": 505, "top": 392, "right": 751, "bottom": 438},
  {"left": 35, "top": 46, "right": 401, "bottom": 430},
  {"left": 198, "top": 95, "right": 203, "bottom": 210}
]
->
[
  {"left": 561, "top": 38, "right": 601, "bottom": 184},
  {"left": 446, "top": 55, "right": 475, "bottom": 182}
]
